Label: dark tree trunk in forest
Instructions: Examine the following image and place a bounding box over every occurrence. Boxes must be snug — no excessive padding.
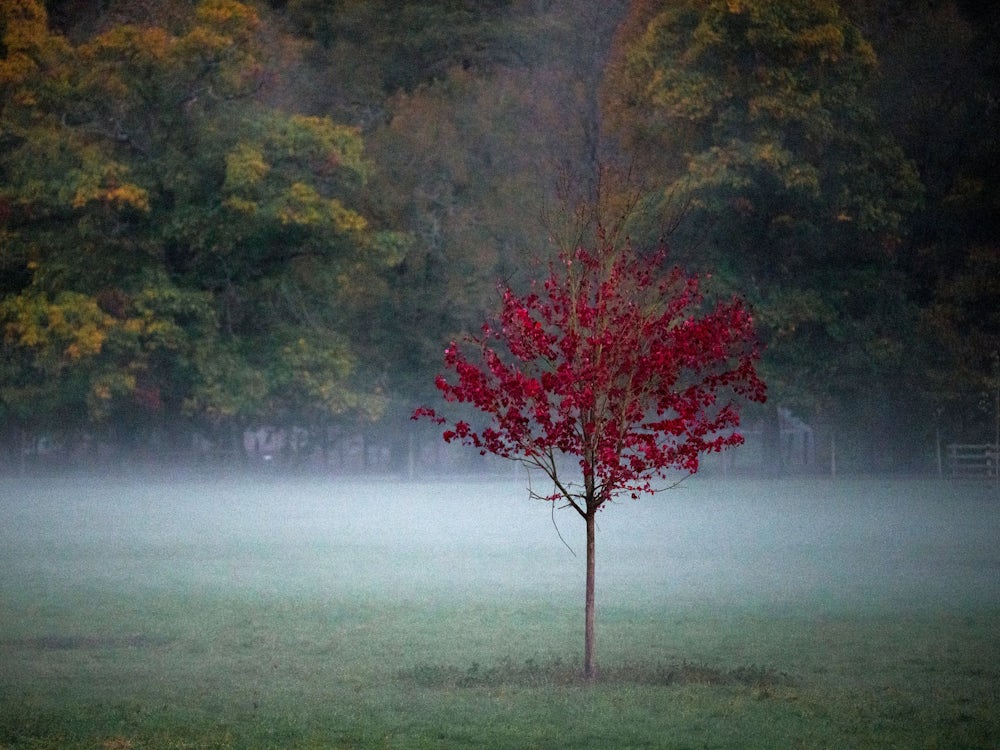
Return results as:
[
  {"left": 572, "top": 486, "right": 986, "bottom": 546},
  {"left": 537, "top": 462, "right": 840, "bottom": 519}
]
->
[{"left": 761, "top": 403, "right": 785, "bottom": 478}]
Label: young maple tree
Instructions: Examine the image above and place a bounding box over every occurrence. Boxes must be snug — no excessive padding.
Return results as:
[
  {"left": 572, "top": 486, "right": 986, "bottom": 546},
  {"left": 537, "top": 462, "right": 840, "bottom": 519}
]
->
[{"left": 414, "top": 228, "right": 766, "bottom": 680}]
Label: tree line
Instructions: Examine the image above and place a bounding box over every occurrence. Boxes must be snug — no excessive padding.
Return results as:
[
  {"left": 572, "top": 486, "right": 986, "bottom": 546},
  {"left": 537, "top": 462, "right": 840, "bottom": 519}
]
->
[{"left": 1, "top": 0, "right": 997, "bottom": 473}]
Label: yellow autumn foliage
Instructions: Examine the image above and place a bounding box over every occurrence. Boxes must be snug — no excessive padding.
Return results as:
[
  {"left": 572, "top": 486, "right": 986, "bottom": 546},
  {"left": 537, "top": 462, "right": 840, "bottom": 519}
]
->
[
  {"left": 196, "top": 0, "right": 260, "bottom": 32},
  {"left": 223, "top": 196, "right": 260, "bottom": 214},
  {"left": 329, "top": 199, "right": 368, "bottom": 232},
  {"left": 278, "top": 182, "right": 323, "bottom": 225},
  {"left": 0, "top": 291, "right": 113, "bottom": 366},
  {"left": 225, "top": 143, "right": 270, "bottom": 189},
  {"left": 70, "top": 160, "right": 150, "bottom": 212},
  {"left": 277, "top": 183, "right": 368, "bottom": 231},
  {"left": 71, "top": 182, "right": 150, "bottom": 212}
]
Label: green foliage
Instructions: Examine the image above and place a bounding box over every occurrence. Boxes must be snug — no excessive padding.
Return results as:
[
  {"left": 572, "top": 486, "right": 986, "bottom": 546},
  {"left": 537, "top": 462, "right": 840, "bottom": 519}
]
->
[
  {"left": 0, "top": 290, "right": 111, "bottom": 427},
  {"left": 281, "top": 0, "right": 515, "bottom": 91},
  {"left": 0, "top": 290, "right": 112, "bottom": 367},
  {"left": 0, "top": 0, "right": 398, "bottom": 454},
  {"left": 847, "top": 0, "right": 1000, "bottom": 438},
  {"left": 922, "top": 245, "right": 1000, "bottom": 432},
  {"left": 602, "top": 0, "right": 923, "bottom": 428},
  {"left": 1, "top": 0, "right": 997, "bottom": 465}
]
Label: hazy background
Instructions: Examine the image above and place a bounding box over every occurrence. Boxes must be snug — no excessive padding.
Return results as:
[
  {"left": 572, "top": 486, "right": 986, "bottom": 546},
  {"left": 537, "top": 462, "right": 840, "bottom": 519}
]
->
[
  {"left": 4, "top": 477, "right": 997, "bottom": 619},
  {"left": 2, "top": 0, "right": 998, "bottom": 479}
]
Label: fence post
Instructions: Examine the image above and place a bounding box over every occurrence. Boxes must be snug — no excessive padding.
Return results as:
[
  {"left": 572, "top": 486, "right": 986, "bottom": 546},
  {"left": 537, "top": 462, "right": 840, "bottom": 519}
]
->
[{"left": 936, "top": 428, "right": 942, "bottom": 479}]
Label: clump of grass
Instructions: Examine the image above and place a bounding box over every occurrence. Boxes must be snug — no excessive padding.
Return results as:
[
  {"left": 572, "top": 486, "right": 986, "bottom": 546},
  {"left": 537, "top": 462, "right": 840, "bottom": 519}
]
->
[
  {"left": 400, "top": 657, "right": 794, "bottom": 689},
  {"left": 402, "top": 657, "right": 563, "bottom": 688}
]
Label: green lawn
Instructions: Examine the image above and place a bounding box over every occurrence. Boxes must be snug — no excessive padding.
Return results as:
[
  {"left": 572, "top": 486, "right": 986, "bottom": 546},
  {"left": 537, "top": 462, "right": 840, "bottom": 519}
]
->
[{"left": 1, "top": 475, "right": 998, "bottom": 748}]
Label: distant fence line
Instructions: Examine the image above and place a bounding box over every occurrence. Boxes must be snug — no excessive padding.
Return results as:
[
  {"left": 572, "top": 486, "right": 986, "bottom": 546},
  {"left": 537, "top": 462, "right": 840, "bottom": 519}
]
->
[{"left": 946, "top": 443, "right": 1000, "bottom": 479}]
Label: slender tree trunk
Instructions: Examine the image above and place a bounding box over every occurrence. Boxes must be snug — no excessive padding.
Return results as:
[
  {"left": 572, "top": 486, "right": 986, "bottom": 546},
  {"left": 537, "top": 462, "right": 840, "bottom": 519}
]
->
[{"left": 584, "top": 509, "right": 597, "bottom": 681}]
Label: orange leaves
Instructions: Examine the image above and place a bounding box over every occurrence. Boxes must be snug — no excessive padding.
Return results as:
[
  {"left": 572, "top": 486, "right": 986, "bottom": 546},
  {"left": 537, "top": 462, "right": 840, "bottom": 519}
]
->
[
  {"left": 83, "top": 25, "right": 172, "bottom": 64},
  {"left": 71, "top": 180, "right": 150, "bottom": 213},
  {"left": 0, "top": 291, "right": 113, "bottom": 367},
  {"left": 0, "top": 0, "right": 71, "bottom": 105},
  {"left": 195, "top": 0, "right": 261, "bottom": 37},
  {"left": 66, "top": 156, "right": 150, "bottom": 212}
]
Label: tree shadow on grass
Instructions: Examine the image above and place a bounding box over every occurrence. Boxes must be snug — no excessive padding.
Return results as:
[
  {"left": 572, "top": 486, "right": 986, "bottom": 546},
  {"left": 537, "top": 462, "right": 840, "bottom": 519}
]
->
[{"left": 399, "top": 658, "right": 795, "bottom": 689}]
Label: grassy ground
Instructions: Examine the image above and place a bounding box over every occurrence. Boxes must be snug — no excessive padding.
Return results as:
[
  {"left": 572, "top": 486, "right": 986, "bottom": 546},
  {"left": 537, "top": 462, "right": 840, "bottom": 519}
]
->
[{"left": 1, "top": 475, "right": 998, "bottom": 748}]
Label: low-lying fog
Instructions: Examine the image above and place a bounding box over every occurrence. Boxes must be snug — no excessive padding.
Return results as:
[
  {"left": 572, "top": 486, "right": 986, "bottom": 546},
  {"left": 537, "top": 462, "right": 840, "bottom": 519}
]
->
[{"left": 2, "top": 475, "right": 998, "bottom": 614}]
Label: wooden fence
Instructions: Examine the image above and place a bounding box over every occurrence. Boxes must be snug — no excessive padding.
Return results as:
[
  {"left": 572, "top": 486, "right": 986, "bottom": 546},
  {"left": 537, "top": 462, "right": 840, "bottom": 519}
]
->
[{"left": 947, "top": 443, "right": 999, "bottom": 479}]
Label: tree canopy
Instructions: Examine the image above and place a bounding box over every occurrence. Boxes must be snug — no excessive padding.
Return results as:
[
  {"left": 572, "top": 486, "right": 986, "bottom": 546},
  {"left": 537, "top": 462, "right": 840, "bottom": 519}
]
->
[
  {"left": 0, "top": 0, "right": 997, "bottom": 471},
  {"left": 601, "top": 0, "right": 923, "bottom": 429},
  {"left": 0, "top": 0, "right": 403, "bottom": 462}
]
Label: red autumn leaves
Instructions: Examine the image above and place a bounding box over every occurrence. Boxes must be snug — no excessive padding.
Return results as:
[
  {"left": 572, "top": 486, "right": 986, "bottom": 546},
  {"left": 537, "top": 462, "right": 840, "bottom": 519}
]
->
[{"left": 414, "top": 232, "right": 765, "bottom": 507}]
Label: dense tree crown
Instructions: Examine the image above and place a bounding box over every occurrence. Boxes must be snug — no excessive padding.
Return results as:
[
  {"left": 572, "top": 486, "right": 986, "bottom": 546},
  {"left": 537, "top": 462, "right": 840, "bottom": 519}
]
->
[
  {"left": 0, "top": 0, "right": 997, "bottom": 470},
  {"left": 0, "top": 0, "right": 403, "bottom": 459},
  {"left": 602, "top": 0, "right": 923, "bottom": 428},
  {"left": 417, "top": 231, "right": 765, "bottom": 500}
]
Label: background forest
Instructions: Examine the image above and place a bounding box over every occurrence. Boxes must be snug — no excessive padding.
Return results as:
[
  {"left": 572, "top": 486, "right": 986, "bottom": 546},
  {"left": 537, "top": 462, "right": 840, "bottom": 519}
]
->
[{"left": 1, "top": 0, "right": 997, "bottom": 474}]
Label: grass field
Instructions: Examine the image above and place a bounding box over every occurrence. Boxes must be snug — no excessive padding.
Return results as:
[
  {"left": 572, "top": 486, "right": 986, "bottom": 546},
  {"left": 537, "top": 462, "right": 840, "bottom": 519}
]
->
[{"left": 1, "top": 474, "right": 998, "bottom": 748}]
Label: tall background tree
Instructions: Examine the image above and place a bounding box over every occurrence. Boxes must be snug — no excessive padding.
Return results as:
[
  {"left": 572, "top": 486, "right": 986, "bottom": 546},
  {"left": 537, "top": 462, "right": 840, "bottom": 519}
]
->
[
  {"left": 841, "top": 0, "right": 1000, "bottom": 445},
  {"left": 601, "top": 0, "right": 923, "bottom": 470},
  {"left": 0, "top": 0, "right": 403, "bottom": 465}
]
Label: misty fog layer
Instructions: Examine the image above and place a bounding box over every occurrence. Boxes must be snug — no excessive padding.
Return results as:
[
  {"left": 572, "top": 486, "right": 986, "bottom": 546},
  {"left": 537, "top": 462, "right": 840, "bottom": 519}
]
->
[{"left": 2, "top": 478, "right": 997, "bottom": 617}]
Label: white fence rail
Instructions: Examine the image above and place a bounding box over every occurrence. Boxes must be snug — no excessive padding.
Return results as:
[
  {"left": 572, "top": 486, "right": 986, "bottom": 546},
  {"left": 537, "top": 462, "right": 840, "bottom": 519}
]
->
[{"left": 947, "top": 443, "right": 999, "bottom": 479}]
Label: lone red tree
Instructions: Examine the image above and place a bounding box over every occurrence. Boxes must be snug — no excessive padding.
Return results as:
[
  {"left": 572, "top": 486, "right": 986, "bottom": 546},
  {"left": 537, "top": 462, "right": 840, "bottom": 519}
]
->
[{"left": 414, "top": 228, "right": 766, "bottom": 680}]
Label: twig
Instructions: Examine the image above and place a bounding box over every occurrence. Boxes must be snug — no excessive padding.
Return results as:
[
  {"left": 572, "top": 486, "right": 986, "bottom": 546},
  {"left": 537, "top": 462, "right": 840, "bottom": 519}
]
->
[{"left": 525, "top": 465, "right": 576, "bottom": 557}]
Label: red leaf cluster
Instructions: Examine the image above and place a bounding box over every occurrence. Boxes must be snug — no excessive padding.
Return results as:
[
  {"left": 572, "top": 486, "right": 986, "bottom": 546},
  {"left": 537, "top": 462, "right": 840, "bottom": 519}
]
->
[{"left": 414, "top": 232, "right": 766, "bottom": 512}]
